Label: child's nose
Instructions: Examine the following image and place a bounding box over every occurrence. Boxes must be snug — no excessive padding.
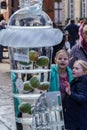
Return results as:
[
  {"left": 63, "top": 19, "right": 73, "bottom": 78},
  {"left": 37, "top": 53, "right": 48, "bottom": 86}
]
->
[{"left": 61, "top": 59, "right": 64, "bottom": 61}]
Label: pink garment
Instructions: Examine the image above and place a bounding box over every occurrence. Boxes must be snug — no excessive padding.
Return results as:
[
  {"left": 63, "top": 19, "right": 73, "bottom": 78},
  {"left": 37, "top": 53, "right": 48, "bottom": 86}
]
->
[
  {"left": 78, "top": 22, "right": 84, "bottom": 42},
  {"left": 59, "top": 75, "right": 69, "bottom": 109}
]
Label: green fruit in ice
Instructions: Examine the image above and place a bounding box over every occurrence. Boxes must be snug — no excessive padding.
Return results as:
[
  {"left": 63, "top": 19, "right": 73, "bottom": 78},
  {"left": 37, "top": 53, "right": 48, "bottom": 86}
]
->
[
  {"left": 38, "top": 82, "right": 50, "bottom": 90},
  {"left": 29, "top": 50, "right": 39, "bottom": 62},
  {"left": 18, "top": 102, "right": 32, "bottom": 113},
  {"left": 24, "top": 82, "right": 33, "bottom": 91},
  {"left": 19, "top": 61, "right": 31, "bottom": 66},
  {"left": 28, "top": 106, "right": 34, "bottom": 114},
  {"left": 30, "top": 76, "right": 40, "bottom": 88},
  {"left": 36, "top": 56, "right": 49, "bottom": 66}
]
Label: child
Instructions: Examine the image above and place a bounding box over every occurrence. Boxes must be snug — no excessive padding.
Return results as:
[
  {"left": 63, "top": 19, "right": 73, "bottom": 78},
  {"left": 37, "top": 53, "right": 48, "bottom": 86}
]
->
[
  {"left": 49, "top": 49, "right": 73, "bottom": 109},
  {"left": 65, "top": 60, "right": 87, "bottom": 130}
]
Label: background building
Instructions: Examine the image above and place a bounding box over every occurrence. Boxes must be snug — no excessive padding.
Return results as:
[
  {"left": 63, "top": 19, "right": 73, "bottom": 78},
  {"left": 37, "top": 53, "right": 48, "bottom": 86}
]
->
[
  {"left": 64, "top": 0, "right": 87, "bottom": 21},
  {"left": 0, "top": 0, "right": 19, "bottom": 21},
  {"left": 0, "top": 0, "right": 87, "bottom": 25}
]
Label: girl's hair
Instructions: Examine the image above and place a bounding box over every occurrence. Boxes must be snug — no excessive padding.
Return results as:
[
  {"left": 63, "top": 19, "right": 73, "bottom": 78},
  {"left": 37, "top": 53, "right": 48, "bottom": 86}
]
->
[
  {"left": 54, "top": 49, "right": 69, "bottom": 63},
  {"left": 55, "top": 49, "right": 69, "bottom": 58},
  {"left": 74, "top": 60, "right": 87, "bottom": 71}
]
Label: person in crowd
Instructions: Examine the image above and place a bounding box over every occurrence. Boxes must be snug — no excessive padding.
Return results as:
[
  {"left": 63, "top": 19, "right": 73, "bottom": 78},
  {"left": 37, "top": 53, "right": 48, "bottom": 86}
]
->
[
  {"left": 78, "top": 18, "right": 87, "bottom": 42},
  {"left": 49, "top": 49, "right": 73, "bottom": 110},
  {"left": 52, "top": 23, "right": 64, "bottom": 64},
  {"left": 65, "top": 18, "right": 71, "bottom": 27},
  {"left": 64, "top": 19, "right": 79, "bottom": 48},
  {"left": 52, "top": 30, "right": 71, "bottom": 64},
  {"left": 65, "top": 60, "right": 87, "bottom": 130},
  {"left": 0, "top": 20, "right": 7, "bottom": 29},
  {"left": 63, "top": 30, "right": 71, "bottom": 53},
  {"left": 0, "top": 20, "right": 7, "bottom": 62},
  {"left": 52, "top": 41, "right": 64, "bottom": 64},
  {"left": 69, "top": 25, "right": 87, "bottom": 68}
]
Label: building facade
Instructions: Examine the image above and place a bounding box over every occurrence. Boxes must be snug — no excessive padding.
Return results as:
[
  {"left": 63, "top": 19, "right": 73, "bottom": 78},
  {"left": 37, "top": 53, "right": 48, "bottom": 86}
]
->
[
  {"left": 0, "top": 0, "right": 19, "bottom": 21},
  {"left": 0, "top": 0, "right": 87, "bottom": 24},
  {"left": 64, "top": 0, "right": 87, "bottom": 21}
]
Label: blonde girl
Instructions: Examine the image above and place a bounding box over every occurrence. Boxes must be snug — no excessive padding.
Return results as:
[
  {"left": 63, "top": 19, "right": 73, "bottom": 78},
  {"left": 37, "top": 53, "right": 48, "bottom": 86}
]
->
[
  {"left": 49, "top": 49, "right": 73, "bottom": 109},
  {"left": 65, "top": 60, "right": 87, "bottom": 130}
]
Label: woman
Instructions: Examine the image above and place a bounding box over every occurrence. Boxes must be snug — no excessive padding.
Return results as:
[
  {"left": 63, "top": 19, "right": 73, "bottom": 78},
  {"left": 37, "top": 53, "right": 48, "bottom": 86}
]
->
[{"left": 69, "top": 25, "right": 87, "bottom": 68}]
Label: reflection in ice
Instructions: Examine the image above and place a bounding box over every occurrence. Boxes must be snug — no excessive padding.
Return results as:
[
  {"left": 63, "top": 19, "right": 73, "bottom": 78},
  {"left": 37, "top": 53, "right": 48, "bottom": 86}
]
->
[{"left": 32, "top": 92, "right": 65, "bottom": 130}]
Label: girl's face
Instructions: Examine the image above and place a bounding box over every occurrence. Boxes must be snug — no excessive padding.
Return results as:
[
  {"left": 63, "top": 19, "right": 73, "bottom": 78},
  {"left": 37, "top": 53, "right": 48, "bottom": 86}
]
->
[
  {"left": 72, "top": 63, "right": 85, "bottom": 78},
  {"left": 55, "top": 52, "right": 69, "bottom": 69}
]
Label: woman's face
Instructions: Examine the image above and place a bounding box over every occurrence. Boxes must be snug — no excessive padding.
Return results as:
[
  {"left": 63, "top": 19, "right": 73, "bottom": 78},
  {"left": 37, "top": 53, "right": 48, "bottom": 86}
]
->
[
  {"left": 55, "top": 52, "right": 69, "bottom": 69},
  {"left": 83, "top": 32, "right": 87, "bottom": 42},
  {"left": 72, "top": 63, "right": 85, "bottom": 78}
]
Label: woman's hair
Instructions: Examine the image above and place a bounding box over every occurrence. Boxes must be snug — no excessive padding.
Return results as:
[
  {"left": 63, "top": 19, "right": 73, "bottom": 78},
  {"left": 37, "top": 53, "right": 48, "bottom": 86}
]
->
[
  {"left": 83, "top": 25, "right": 87, "bottom": 33},
  {"left": 74, "top": 60, "right": 87, "bottom": 72},
  {"left": 54, "top": 49, "right": 69, "bottom": 63}
]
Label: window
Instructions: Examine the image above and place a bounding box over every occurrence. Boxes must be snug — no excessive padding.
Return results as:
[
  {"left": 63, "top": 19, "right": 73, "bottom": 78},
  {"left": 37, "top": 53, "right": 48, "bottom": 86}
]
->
[
  {"left": 82, "top": 0, "right": 86, "bottom": 17},
  {"left": 54, "top": 1, "right": 62, "bottom": 24},
  {"left": 68, "top": 0, "right": 74, "bottom": 18},
  {"left": 1, "top": 1, "right": 7, "bottom": 9}
]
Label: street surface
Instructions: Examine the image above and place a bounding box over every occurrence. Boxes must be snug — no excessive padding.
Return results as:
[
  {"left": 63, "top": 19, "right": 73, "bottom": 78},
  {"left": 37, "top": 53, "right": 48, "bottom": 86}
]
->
[{"left": 0, "top": 51, "right": 16, "bottom": 130}]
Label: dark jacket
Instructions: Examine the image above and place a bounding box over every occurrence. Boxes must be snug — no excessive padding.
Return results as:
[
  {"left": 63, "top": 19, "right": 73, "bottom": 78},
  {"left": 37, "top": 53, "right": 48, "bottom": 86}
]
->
[
  {"left": 65, "top": 23, "right": 79, "bottom": 40},
  {"left": 65, "top": 75, "right": 87, "bottom": 130},
  {"left": 64, "top": 23, "right": 79, "bottom": 47},
  {"left": 69, "top": 42, "right": 87, "bottom": 68}
]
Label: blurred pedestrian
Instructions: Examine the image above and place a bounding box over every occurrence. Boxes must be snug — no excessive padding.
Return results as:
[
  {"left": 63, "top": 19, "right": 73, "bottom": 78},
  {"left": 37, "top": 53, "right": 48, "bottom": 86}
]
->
[
  {"left": 0, "top": 20, "right": 7, "bottom": 62},
  {"left": 52, "top": 23, "right": 64, "bottom": 64},
  {"left": 64, "top": 19, "right": 79, "bottom": 48},
  {"left": 52, "top": 30, "right": 71, "bottom": 63},
  {"left": 63, "top": 30, "right": 71, "bottom": 54}
]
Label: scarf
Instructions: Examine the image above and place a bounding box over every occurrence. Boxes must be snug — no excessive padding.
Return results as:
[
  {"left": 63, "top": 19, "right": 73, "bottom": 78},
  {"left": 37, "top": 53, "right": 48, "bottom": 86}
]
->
[{"left": 81, "top": 39, "right": 87, "bottom": 51}]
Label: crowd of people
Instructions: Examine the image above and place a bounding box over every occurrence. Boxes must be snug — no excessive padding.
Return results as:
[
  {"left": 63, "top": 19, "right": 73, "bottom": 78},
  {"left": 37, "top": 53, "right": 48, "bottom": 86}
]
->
[
  {"left": 0, "top": 17, "right": 87, "bottom": 130},
  {"left": 49, "top": 18, "right": 87, "bottom": 130}
]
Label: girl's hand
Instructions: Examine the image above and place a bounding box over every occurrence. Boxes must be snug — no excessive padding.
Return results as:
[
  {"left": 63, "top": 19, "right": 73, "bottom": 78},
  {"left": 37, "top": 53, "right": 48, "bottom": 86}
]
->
[{"left": 65, "top": 81, "right": 71, "bottom": 95}]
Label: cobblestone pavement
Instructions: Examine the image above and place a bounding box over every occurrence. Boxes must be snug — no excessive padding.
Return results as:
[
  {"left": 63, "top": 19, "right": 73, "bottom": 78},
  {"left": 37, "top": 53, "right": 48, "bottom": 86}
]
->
[{"left": 0, "top": 51, "right": 16, "bottom": 130}]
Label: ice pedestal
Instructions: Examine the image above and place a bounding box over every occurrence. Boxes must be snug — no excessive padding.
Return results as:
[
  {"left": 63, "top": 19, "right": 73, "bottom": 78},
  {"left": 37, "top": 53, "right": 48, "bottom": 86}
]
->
[
  {"left": 32, "top": 92, "right": 65, "bottom": 130},
  {"left": 0, "top": 0, "right": 63, "bottom": 130}
]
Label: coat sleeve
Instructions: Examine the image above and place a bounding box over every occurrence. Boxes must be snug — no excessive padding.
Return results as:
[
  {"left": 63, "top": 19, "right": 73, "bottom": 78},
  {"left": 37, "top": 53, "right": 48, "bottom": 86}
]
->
[
  {"left": 49, "top": 66, "right": 55, "bottom": 91},
  {"left": 70, "top": 82, "right": 87, "bottom": 104},
  {"left": 49, "top": 65, "right": 59, "bottom": 91},
  {"left": 69, "top": 45, "right": 79, "bottom": 68}
]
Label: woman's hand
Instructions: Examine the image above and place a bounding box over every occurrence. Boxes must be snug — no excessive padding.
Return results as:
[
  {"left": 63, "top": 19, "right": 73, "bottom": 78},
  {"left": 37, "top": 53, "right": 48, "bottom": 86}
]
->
[{"left": 65, "top": 81, "right": 71, "bottom": 95}]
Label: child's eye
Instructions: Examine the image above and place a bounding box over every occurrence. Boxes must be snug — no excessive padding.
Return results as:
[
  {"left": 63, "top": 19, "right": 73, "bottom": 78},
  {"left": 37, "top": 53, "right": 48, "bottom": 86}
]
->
[
  {"left": 73, "top": 67, "right": 79, "bottom": 70},
  {"left": 64, "top": 58, "right": 67, "bottom": 60},
  {"left": 58, "top": 58, "right": 62, "bottom": 60}
]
